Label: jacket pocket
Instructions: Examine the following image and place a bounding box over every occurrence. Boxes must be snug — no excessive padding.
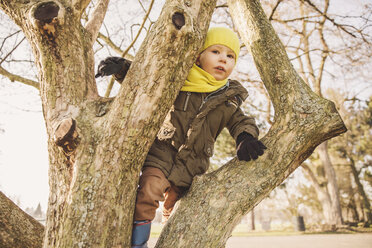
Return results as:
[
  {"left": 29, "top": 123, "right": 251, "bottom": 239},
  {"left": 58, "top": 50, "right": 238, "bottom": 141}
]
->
[{"left": 174, "top": 92, "right": 191, "bottom": 111}]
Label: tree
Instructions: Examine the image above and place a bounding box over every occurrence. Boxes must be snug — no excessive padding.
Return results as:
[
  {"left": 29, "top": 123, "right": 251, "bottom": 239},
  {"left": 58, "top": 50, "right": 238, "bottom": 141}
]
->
[
  {"left": 332, "top": 96, "right": 372, "bottom": 224},
  {"left": 212, "top": 0, "right": 371, "bottom": 229},
  {"left": 266, "top": 0, "right": 372, "bottom": 227},
  {"left": 0, "top": 1, "right": 346, "bottom": 248}
]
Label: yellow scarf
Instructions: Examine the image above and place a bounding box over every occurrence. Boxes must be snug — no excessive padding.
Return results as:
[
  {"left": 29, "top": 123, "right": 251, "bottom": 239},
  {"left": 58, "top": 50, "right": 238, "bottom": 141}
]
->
[{"left": 181, "top": 64, "right": 228, "bottom": 93}]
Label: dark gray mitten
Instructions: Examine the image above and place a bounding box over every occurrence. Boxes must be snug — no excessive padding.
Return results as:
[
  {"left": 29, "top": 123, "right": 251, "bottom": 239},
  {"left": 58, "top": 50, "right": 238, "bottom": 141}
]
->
[
  {"left": 95, "top": 57, "right": 132, "bottom": 83},
  {"left": 236, "top": 132, "right": 267, "bottom": 161}
]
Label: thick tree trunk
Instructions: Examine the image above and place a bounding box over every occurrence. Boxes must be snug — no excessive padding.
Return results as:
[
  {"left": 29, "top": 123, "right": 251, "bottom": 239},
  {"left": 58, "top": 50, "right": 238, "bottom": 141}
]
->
[
  {"left": 155, "top": 1, "right": 346, "bottom": 247},
  {"left": 318, "top": 141, "right": 343, "bottom": 226},
  {"left": 0, "top": 192, "right": 44, "bottom": 248},
  {"left": 0, "top": 0, "right": 347, "bottom": 247}
]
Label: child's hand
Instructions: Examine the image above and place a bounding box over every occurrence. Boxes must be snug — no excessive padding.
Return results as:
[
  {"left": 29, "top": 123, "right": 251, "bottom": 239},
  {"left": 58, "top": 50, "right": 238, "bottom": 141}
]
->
[
  {"left": 236, "top": 132, "right": 266, "bottom": 161},
  {"left": 95, "top": 57, "right": 132, "bottom": 82}
]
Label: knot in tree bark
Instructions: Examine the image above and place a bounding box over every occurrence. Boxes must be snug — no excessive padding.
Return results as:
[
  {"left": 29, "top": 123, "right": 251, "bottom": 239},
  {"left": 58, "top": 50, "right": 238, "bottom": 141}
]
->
[
  {"left": 33, "top": 1, "right": 60, "bottom": 38},
  {"left": 172, "top": 12, "right": 185, "bottom": 30},
  {"left": 34, "top": 2, "right": 59, "bottom": 23},
  {"left": 54, "top": 118, "right": 79, "bottom": 158}
]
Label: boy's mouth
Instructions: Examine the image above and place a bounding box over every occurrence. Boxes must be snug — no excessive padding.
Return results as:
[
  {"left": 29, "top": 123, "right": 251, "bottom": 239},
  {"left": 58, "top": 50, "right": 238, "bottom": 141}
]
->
[{"left": 215, "top": 66, "right": 225, "bottom": 72}]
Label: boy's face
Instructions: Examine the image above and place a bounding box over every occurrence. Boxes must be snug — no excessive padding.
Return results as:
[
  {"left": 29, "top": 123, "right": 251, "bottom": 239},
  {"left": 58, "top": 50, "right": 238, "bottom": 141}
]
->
[{"left": 197, "top": 44, "right": 236, "bottom": 81}]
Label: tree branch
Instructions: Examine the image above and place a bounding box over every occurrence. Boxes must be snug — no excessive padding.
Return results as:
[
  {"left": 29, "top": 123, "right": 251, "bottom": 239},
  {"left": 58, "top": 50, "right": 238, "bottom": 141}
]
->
[
  {"left": 314, "top": 0, "right": 330, "bottom": 97},
  {"left": 0, "top": 191, "right": 44, "bottom": 248},
  {"left": 301, "top": 0, "right": 357, "bottom": 38},
  {"left": 0, "top": 65, "right": 40, "bottom": 89},
  {"left": 72, "top": 0, "right": 92, "bottom": 16},
  {"left": 156, "top": 0, "right": 346, "bottom": 246},
  {"left": 0, "top": 30, "right": 22, "bottom": 51},
  {"left": 0, "top": 36, "right": 25, "bottom": 66},
  {"left": 268, "top": 0, "right": 283, "bottom": 21},
  {"left": 97, "top": 33, "right": 134, "bottom": 59},
  {"left": 39, "top": 0, "right": 218, "bottom": 246},
  {"left": 85, "top": 0, "right": 110, "bottom": 44},
  {"left": 104, "top": 0, "right": 154, "bottom": 97}
]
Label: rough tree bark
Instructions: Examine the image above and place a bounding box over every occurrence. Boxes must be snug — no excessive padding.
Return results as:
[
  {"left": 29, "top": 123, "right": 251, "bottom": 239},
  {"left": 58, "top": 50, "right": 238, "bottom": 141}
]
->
[
  {"left": 0, "top": 192, "right": 44, "bottom": 248},
  {"left": 0, "top": 0, "right": 346, "bottom": 248},
  {"left": 0, "top": 0, "right": 216, "bottom": 247},
  {"left": 155, "top": 0, "right": 346, "bottom": 247}
]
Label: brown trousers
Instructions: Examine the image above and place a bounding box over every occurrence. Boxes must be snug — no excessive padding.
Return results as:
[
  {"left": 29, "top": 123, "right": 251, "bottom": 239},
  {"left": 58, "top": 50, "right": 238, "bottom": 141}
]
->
[{"left": 134, "top": 167, "right": 185, "bottom": 221}]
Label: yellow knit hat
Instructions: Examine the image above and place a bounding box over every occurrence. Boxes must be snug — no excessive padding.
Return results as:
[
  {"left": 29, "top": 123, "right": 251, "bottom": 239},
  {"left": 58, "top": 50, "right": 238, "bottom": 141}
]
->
[{"left": 202, "top": 27, "right": 240, "bottom": 61}]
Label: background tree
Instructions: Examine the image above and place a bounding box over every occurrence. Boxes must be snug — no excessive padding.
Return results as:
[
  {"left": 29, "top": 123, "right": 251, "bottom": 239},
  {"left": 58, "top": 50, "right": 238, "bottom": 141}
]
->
[
  {"left": 0, "top": 0, "right": 355, "bottom": 247},
  {"left": 268, "top": 0, "right": 371, "bottom": 227},
  {"left": 331, "top": 95, "right": 372, "bottom": 224}
]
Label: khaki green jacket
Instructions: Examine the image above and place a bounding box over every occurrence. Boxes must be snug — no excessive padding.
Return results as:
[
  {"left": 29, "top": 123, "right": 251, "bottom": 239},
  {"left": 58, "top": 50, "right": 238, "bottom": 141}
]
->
[{"left": 144, "top": 80, "right": 259, "bottom": 187}]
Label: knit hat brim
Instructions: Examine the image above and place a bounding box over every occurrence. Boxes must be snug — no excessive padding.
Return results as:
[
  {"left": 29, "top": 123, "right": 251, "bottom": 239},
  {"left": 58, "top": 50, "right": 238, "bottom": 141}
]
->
[{"left": 202, "top": 27, "right": 240, "bottom": 61}]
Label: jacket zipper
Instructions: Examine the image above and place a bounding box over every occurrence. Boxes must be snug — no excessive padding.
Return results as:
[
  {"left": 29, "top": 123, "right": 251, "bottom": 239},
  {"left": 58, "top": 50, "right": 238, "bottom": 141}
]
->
[
  {"left": 199, "top": 83, "right": 229, "bottom": 110},
  {"left": 183, "top": 92, "right": 191, "bottom": 111}
]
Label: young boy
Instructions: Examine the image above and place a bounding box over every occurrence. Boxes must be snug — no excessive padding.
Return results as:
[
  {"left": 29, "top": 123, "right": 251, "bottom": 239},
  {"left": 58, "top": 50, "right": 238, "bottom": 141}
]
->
[{"left": 96, "top": 27, "right": 266, "bottom": 248}]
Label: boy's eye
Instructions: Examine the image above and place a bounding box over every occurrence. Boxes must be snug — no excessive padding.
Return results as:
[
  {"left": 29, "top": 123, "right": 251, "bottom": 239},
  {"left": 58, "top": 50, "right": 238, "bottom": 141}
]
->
[
  {"left": 227, "top": 54, "right": 235, "bottom": 59},
  {"left": 212, "top": 50, "right": 219, "bottom": 54}
]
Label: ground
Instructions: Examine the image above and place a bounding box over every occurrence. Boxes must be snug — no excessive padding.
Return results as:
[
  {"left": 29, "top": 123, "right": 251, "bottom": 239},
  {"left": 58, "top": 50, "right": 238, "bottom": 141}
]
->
[{"left": 149, "top": 233, "right": 372, "bottom": 248}]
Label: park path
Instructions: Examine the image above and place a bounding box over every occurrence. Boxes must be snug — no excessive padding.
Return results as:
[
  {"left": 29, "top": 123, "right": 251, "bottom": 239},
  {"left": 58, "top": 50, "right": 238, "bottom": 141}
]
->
[{"left": 148, "top": 233, "right": 372, "bottom": 248}]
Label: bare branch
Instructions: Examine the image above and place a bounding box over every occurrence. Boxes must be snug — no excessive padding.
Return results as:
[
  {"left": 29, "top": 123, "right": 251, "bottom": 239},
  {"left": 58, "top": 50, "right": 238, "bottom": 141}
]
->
[
  {"left": 0, "top": 36, "right": 25, "bottom": 66},
  {"left": 314, "top": 0, "right": 330, "bottom": 97},
  {"left": 301, "top": 0, "right": 357, "bottom": 38},
  {"left": 137, "top": 0, "right": 153, "bottom": 22},
  {"left": 97, "top": 33, "right": 122, "bottom": 55},
  {"left": 104, "top": 0, "right": 154, "bottom": 97},
  {"left": 299, "top": 3, "right": 317, "bottom": 93},
  {"left": 0, "top": 30, "right": 22, "bottom": 51},
  {"left": 0, "top": 65, "right": 40, "bottom": 89},
  {"left": 85, "top": 0, "right": 110, "bottom": 44},
  {"left": 121, "top": 0, "right": 154, "bottom": 58},
  {"left": 268, "top": 0, "right": 283, "bottom": 21}
]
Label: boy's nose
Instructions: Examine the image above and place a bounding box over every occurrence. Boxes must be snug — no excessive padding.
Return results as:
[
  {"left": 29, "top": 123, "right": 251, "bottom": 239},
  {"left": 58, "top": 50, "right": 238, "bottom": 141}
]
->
[{"left": 219, "top": 56, "right": 226, "bottom": 63}]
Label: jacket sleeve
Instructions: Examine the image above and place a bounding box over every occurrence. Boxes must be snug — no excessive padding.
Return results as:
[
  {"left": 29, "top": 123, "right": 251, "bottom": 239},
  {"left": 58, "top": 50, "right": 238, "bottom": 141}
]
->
[{"left": 226, "top": 107, "right": 259, "bottom": 141}]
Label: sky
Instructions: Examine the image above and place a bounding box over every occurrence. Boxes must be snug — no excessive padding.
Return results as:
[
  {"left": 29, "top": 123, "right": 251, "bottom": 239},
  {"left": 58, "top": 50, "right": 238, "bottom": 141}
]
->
[
  {"left": 0, "top": 0, "right": 371, "bottom": 214},
  {"left": 0, "top": 83, "right": 49, "bottom": 211}
]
